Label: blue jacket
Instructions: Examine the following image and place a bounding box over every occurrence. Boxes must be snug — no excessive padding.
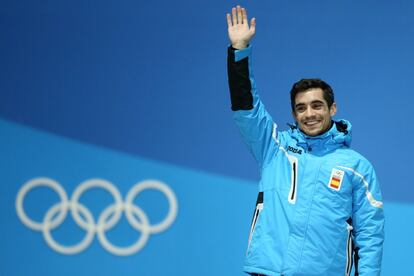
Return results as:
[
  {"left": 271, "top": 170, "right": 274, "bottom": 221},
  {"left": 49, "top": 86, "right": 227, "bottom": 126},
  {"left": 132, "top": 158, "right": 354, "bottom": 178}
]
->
[{"left": 228, "top": 46, "right": 384, "bottom": 276}]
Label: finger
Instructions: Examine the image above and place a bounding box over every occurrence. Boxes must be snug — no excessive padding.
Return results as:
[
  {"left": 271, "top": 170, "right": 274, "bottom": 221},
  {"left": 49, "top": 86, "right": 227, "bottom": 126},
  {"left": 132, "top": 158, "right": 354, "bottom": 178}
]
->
[
  {"left": 232, "top": 7, "right": 237, "bottom": 26},
  {"left": 242, "top": 8, "right": 248, "bottom": 25},
  {"left": 226, "top": 13, "right": 232, "bottom": 27},
  {"left": 250, "top": 18, "right": 256, "bottom": 33},
  {"left": 237, "top": 5, "right": 242, "bottom": 24}
]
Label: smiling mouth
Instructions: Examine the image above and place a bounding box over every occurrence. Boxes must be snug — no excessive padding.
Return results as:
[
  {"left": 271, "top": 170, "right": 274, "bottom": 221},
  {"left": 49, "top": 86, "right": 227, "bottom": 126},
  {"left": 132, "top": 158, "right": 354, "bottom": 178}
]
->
[{"left": 304, "top": 120, "right": 321, "bottom": 127}]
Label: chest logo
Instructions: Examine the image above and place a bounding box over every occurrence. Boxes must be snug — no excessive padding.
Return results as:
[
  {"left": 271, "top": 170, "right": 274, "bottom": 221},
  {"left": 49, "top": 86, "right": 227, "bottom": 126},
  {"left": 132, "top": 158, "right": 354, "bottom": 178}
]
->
[
  {"left": 328, "top": 168, "right": 345, "bottom": 191},
  {"left": 287, "top": 146, "right": 302, "bottom": 155}
]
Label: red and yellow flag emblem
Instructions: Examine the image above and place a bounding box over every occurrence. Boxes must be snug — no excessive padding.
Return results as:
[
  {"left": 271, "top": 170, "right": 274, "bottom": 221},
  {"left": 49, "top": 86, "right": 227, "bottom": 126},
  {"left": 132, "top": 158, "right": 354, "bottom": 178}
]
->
[{"left": 329, "top": 168, "right": 345, "bottom": 191}]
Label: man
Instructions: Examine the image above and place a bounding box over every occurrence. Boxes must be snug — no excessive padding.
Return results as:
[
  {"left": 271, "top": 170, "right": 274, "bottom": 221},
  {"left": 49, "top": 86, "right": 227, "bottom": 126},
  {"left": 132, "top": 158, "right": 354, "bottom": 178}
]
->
[{"left": 226, "top": 6, "right": 384, "bottom": 276}]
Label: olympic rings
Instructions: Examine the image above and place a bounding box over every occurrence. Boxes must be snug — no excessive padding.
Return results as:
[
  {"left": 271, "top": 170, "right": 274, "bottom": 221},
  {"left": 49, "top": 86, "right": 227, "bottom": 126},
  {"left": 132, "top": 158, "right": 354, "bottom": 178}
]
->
[{"left": 15, "top": 177, "right": 178, "bottom": 256}]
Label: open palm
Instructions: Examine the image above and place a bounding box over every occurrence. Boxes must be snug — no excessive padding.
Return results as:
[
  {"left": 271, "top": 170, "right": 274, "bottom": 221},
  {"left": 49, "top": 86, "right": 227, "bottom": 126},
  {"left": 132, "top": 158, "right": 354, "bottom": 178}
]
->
[{"left": 226, "top": 6, "right": 256, "bottom": 49}]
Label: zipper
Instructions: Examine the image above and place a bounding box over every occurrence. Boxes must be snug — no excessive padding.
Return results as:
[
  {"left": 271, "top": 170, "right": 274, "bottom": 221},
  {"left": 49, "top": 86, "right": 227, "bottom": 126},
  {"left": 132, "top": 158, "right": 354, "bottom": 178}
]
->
[
  {"left": 345, "top": 222, "right": 353, "bottom": 276},
  {"left": 288, "top": 156, "right": 298, "bottom": 204},
  {"left": 247, "top": 192, "right": 264, "bottom": 254}
]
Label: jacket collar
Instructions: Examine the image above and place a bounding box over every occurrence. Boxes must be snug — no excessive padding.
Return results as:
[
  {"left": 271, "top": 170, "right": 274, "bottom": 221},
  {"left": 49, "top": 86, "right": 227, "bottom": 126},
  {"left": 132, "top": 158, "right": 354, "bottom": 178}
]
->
[{"left": 288, "top": 119, "right": 352, "bottom": 154}]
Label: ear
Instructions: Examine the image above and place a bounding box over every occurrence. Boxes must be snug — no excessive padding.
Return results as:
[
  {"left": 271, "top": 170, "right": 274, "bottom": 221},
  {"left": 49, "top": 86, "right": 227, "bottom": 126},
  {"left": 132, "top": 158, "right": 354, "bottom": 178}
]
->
[{"left": 329, "top": 102, "right": 337, "bottom": 117}]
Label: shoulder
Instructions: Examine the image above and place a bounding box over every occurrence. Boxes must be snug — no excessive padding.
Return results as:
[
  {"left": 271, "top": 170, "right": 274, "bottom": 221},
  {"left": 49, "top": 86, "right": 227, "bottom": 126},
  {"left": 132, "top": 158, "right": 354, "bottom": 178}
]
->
[
  {"left": 277, "top": 128, "right": 296, "bottom": 146},
  {"left": 334, "top": 148, "right": 377, "bottom": 179},
  {"left": 346, "top": 149, "right": 374, "bottom": 167}
]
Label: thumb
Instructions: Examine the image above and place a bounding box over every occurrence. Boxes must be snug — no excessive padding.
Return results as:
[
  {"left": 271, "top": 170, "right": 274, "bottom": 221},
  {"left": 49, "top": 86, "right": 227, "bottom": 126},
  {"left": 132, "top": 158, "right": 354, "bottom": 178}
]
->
[{"left": 250, "top": 18, "right": 256, "bottom": 33}]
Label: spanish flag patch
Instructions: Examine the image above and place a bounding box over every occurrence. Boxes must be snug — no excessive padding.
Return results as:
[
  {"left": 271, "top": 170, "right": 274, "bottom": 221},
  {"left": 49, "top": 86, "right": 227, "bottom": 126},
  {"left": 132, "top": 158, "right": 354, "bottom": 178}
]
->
[{"left": 329, "top": 168, "right": 345, "bottom": 191}]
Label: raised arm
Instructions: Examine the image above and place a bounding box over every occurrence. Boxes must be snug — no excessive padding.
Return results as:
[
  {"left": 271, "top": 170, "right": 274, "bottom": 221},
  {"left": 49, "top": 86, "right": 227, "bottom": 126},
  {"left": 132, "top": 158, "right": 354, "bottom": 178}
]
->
[{"left": 226, "top": 6, "right": 280, "bottom": 168}]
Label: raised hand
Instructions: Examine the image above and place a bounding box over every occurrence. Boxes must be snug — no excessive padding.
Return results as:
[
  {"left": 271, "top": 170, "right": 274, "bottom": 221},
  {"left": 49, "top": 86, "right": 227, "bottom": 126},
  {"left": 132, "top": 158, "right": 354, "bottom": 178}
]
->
[{"left": 226, "top": 5, "right": 256, "bottom": 50}]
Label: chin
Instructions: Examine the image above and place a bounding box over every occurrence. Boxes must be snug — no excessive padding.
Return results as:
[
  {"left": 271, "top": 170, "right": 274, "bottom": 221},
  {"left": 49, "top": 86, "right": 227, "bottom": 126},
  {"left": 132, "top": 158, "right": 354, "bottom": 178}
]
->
[{"left": 304, "top": 129, "right": 323, "bottom": 136}]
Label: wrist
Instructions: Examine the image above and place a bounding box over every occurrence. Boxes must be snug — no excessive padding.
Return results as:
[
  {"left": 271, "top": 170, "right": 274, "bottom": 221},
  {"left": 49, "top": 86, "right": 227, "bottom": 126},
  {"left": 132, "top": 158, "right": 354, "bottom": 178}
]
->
[{"left": 232, "top": 41, "right": 248, "bottom": 50}]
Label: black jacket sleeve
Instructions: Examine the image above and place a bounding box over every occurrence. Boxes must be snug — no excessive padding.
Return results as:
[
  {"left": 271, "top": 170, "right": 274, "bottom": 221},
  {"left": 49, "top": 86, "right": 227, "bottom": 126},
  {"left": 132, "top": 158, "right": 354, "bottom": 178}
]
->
[{"left": 227, "top": 46, "right": 253, "bottom": 111}]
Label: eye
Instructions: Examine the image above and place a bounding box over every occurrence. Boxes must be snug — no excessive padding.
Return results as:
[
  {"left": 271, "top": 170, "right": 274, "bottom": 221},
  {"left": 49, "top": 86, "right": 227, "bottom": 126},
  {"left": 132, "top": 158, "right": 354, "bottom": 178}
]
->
[
  {"left": 312, "top": 103, "right": 324, "bottom": 110},
  {"left": 296, "top": 106, "right": 306, "bottom": 113}
]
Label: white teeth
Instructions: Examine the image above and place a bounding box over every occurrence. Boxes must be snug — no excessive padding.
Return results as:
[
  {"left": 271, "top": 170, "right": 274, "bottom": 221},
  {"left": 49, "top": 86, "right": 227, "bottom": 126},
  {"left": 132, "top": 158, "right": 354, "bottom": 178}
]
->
[{"left": 305, "top": 121, "right": 319, "bottom": 126}]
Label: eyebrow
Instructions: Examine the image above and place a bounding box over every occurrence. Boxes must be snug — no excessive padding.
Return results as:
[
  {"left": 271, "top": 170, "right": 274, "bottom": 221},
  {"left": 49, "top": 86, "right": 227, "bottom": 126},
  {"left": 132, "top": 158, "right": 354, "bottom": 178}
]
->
[{"left": 295, "top": 100, "right": 325, "bottom": 108}]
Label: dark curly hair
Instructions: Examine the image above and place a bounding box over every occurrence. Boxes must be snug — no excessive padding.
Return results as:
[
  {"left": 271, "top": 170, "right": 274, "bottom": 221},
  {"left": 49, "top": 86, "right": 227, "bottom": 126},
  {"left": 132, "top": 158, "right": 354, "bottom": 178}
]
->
[{"left": 290, "top": 79, "right": 334, "bottom": 111}]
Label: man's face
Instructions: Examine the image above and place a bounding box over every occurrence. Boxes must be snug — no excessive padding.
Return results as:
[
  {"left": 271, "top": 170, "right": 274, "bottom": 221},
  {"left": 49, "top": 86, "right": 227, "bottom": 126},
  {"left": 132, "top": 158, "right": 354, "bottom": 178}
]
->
[{"left": 293, "top": 88, "right": 337, "bottom": 136}]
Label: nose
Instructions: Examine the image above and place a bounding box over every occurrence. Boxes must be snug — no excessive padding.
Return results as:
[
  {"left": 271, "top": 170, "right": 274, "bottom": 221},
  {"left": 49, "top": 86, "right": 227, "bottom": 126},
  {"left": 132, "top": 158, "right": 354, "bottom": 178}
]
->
[{"left": 304, "top": 106, "right": 315, "bottom": 118}]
